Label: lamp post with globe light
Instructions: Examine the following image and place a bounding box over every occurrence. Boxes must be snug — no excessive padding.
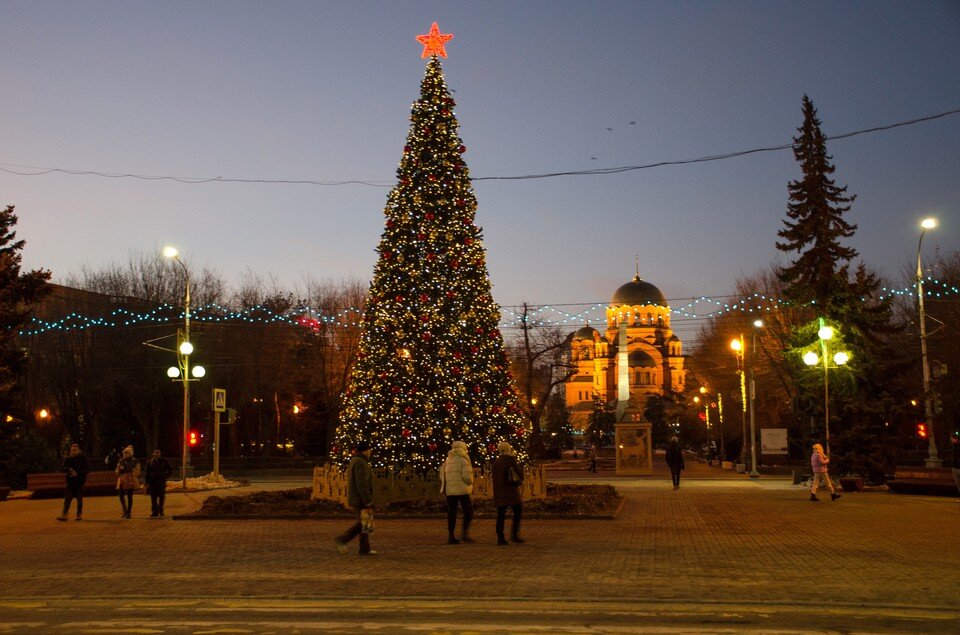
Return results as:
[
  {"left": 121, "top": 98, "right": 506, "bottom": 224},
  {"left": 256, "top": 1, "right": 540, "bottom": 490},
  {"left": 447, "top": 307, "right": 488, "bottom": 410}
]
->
[
  {"left": 163, "top": 246, "right": 205, "bottom": 486},
  {"left": 731, "top": 319, "right": 764, "bottom": 477},
  {"left": 803, "top": 319, "right": 849, "bottom": 455},
  {"left": 916, "top": 217, "right": 941, "bottom": 467}
]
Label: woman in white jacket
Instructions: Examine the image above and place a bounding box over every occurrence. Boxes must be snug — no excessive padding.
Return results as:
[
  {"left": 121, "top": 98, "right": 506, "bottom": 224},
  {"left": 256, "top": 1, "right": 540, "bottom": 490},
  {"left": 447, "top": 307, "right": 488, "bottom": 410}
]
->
[{"left": 440, "top": 440, "right": 474, "bottom": 544}]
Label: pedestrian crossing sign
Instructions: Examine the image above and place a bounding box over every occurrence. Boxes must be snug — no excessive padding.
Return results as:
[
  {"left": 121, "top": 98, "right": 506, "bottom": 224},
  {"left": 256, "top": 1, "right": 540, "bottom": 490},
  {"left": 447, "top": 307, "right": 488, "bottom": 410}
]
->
[{"left": 213, "top": 388, "right": 226, "bottom": 412}]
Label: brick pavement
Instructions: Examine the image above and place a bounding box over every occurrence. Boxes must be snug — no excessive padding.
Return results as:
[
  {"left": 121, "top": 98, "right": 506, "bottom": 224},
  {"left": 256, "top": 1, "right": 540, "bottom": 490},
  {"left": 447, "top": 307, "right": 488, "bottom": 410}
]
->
[{"left": 0, "top": 467, "right": 958, "bottom": 631}]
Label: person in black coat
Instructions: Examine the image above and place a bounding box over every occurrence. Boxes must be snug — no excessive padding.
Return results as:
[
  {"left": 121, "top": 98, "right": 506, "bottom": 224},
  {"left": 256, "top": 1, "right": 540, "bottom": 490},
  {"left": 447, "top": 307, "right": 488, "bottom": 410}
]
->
[
  {"left": 144, "top": 449, "right": 173, "bottom": 517},
  {"left": 57, "top": 443, "right": 89, "bottom": 521},
  {"left": 665, "top": 437, "right": 685, "bottom": 490},
  {"left": 492, "top": 441, "right": 524, "bottom": 545}
]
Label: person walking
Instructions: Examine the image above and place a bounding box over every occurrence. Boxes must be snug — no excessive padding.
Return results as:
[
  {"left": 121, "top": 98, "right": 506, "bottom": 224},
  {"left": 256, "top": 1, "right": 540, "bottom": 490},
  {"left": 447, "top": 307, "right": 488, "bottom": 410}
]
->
[
  {"left": 57, "top": 443, "right": 89, "bottom": 521},
  {"left": 665, "top": 436, "right": 685, "bottom": 490},
  {"left": 440, "top": 440, "right": 474, "bottom": 544},
  {"left": 587, "top": 445, "right": 598, "bottom": 473},
  {"left": 334, "top": 441, "right": 376, "bottom": 555},
  {"left": 492, "top": 441, "right": 524, "bottom": 545},
  {"left": 810, "top": 442, "right": 840, "bottom": 501},
  {"left": 115, "top": 445, "right": 141, "bottom": 518},
  {"left": 143, "top": 449, "right": 173, "bottom": 518}
]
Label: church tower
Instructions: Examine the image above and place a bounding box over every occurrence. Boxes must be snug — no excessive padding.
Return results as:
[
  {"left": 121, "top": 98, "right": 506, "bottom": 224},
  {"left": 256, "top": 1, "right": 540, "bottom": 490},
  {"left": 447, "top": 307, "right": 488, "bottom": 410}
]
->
[{"left": 564, "top": 273, "right": 686, "bottom": 430}]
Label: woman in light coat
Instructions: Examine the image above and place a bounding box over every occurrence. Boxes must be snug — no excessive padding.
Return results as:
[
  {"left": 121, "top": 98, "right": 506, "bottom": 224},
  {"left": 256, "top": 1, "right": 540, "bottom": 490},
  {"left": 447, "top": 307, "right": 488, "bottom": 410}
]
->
[
  {"left": 810, "top": 443, "right": 841, "bottom": 502},
  {"left": 115, "top": 445, "right": 140, "bottom": 518},
  {"left": 440, "top": 440, "right": 474, "bottom": 544}
]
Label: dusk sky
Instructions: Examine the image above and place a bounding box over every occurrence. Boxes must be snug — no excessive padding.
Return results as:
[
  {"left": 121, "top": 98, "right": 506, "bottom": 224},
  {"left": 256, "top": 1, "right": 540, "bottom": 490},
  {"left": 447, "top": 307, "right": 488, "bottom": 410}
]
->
[{"left": 2, "top": 1, "right": 958, "bottom": 342}]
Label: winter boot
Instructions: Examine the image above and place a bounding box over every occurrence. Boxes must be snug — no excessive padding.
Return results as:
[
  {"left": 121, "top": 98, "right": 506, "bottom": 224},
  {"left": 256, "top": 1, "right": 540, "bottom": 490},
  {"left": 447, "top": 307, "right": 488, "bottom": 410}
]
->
[
  {"left": 831, "top": 493, "right": 842, "bottom": 501},
  {"left": 810, "top": 493, "right": 819, "bottom": 502}
]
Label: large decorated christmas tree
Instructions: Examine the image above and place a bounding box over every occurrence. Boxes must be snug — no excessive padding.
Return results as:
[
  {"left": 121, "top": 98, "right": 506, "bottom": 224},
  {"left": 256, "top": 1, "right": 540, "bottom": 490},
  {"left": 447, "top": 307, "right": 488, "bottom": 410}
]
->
[{"left": 333, "top": 24, "right": 527, "bottom": 471}]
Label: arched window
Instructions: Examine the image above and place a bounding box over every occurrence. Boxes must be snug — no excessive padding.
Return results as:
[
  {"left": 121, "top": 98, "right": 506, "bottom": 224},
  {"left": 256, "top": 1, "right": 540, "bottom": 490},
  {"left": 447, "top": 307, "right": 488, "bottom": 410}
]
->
[{"left": 580, "top": 346, "right": 591, "bottom": 360}]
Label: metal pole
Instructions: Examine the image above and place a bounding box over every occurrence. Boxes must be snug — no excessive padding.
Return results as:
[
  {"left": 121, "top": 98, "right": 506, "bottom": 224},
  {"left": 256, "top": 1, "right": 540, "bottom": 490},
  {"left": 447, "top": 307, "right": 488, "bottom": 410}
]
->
[
  {"left": 213, "top": 410, "right": 221, "bottom": 479},
  {"left": 748, "top": 328, "right": 759, "bottom": 478},
  {"left": 717, "top": 393, "right": 725, "bottom": 460},
  {"left": 821, "top": 334, "right": 830, "bottom": 456},
  {"left": 180, "top": 260, "right": 191, "bottom": 487},
  {"left": 917, "top": 231, "right": 941, "bottom": 467},
  {"left": 737, "top": 334, "right": 747, "bottom": 465}
]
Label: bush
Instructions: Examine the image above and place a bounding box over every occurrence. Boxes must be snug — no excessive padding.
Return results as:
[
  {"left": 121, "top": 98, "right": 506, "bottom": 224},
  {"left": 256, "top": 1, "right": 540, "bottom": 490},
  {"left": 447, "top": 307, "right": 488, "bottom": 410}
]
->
[{"left": 0, "top": 424, "right": 58, "bottom": 488}]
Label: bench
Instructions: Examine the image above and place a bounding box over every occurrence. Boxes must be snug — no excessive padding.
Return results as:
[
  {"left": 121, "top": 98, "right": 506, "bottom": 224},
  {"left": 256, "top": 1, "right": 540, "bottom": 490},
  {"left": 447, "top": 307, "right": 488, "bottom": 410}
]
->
[
  {"left": 27, "top": 471, "right": 121, "bottom": 499},
  {"left": 886, "top": 467, "right": 958, "bottom": 496}
]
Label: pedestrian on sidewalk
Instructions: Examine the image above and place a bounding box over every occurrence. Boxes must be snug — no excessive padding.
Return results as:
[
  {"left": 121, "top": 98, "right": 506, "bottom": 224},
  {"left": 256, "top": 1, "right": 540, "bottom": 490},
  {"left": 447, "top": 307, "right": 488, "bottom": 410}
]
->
[
  {"left": 587, "top": 445, "right": 598, "bottom": 473},
  {"left": 57, "top": 443, "right": 88, "bottom": 521},
  {"left": 440, "top": 440, "right": 474, "bottom": 544},
  {"left": 492, "top": 441, "right": 524, "bottom": 545},
  {"left": 665, "top": 437, "right": 685, "bottom": 490},
  {"left": 334, "top": 441, "right": 376, "bottom": 555},
  {"left": 115, "top": 445, "right": 141, "bottom": 518},
  {"left": 810, "top": 443, "right": 840, "bottom": 501},
  {"left": 144, "top": 449, "right": 173, "bottom": 517}
]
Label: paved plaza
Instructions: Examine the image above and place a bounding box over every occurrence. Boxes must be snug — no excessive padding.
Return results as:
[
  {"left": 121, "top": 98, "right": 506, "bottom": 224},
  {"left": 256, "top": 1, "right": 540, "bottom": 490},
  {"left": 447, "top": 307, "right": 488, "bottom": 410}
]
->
[{"left": 0, "top": 462, "right": 958, "bottom": 633}]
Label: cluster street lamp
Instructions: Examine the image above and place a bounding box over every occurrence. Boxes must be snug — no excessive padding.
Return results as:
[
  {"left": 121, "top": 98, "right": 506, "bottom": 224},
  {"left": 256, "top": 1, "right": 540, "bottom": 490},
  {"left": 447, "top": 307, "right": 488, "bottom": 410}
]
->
[
  {"left": 731, "top": 319, "right": 763, "bottom": 477},
  {"left": 803, "top": 318, "right": 849, "bottom": 455},
  {"left": 163, "top": 246, "right": 205, "bottom": 486},
  {"left": 916, "top": 217, "right": 941, "bottom": 468}
]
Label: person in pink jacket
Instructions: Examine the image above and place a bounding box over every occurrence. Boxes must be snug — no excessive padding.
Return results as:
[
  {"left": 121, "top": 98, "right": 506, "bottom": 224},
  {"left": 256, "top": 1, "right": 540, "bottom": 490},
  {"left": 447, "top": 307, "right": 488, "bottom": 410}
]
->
[{"left": 810, "top": 443, "right": 841, "bottom": 502}]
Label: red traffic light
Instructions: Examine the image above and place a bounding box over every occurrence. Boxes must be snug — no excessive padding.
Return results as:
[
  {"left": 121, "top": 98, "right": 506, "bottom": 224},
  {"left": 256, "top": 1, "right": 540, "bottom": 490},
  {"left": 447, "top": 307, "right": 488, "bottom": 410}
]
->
[
  {"left": 189, "top": 430, "right": 199, "bottom": 446},
  {"left": 916, "top": 423, "right": 928, "bottom": 439}
]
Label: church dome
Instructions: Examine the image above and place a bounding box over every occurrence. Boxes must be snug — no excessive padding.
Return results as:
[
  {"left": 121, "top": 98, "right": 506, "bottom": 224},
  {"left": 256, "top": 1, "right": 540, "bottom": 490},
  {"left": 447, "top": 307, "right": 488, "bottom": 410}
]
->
[
  {"left": 611, "top": 274, "right": 667, "bottom": 307},
  {"left": 628, "top": 349, "right": 657, "bottom": 368},
  {"left": 574, "top": 325, "right": 599, "bottom": 341}
]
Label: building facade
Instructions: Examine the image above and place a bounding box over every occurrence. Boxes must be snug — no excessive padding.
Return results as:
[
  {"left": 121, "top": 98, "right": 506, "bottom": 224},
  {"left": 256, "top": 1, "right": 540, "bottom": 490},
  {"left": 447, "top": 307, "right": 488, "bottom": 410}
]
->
[{"left": 565, "top": 274, "right": 686, "bottom": 430}]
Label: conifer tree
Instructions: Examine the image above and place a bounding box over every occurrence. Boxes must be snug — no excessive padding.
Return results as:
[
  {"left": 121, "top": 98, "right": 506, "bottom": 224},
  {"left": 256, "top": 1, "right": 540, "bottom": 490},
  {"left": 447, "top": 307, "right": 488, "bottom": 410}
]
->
[
  {"left": 776, "top": 95, "right": 858, "bottom": 316},
  {"left": 333, "top": 56, "right": 526, "bottom": 471}
]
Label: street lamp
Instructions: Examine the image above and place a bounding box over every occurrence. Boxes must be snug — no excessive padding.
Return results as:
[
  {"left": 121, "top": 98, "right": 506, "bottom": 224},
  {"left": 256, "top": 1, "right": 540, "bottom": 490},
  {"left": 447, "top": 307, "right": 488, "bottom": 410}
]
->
[
  {"left": 163, "top": 245, "right": 200, "bottom": 486},
  {"left": 916, "top": 217, "right": 941, "bottom": 467},
  {"left": 730, "top": 319, "right": 764, "bottom": 477},
  {"left": 803, "top": 319, "right": 849, "bottom": 455}
]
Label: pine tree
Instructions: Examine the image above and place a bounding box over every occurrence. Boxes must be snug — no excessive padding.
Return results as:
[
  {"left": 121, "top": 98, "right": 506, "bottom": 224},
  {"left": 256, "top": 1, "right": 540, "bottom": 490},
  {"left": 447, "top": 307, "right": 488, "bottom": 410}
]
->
[
  {"left": 776, "top": 95, "right": 858, "bottom": 316},
  {"left": 333, "top": 57, "right": 526, "bottom": 471},
  {"left": 0, "top": 205, "right": 51, "bottom": 402}
]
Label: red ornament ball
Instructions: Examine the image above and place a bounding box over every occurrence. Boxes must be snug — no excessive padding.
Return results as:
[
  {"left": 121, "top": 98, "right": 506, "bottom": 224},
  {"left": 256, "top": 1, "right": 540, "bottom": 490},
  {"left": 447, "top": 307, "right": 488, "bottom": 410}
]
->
[
  {"left": 459, "top": 145, "right": 467, "bottom": 153},
  {"left": 428, "top": 443, "right": 438, "bottom": 451},
  {"left": 422, "top": 332, "right": 432, "bottom": 341},
  {"left": 402, "top": 427, "right": 411, "bottom": 437},
  {"left": 425, "top": 212, "right": 435, "bottom": 220}
]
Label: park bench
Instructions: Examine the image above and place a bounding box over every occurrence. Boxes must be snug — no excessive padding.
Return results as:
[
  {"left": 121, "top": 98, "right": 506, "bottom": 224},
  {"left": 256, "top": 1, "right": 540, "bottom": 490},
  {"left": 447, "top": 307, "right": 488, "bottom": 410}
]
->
[
  {"left": 886, "top": 467, "right": 958, "bottom": 496},
  {"left": 27, "top": 470, "right": 120, "bottom": 499}
]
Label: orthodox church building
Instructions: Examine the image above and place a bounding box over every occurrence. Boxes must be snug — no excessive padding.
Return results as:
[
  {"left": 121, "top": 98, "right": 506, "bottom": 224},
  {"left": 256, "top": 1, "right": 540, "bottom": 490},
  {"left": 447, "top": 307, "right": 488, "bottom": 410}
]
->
[{"left": 565, "top": 273, "right": 687, "bottom": 430}]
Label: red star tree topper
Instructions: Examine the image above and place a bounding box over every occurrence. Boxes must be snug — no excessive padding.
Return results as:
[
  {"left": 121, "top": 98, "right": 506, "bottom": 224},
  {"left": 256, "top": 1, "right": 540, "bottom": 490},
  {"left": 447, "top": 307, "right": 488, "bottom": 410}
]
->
[{"left": 416, "top": 21, "right": 454, "bottom": 58}]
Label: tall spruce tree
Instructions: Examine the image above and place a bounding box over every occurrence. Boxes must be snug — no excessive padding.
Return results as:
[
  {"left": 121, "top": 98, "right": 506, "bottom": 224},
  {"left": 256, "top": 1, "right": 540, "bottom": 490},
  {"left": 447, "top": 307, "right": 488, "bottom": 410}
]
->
[
  {"left": 776, "top": 95, "right": 858, "bottom": 316},
  {"left": 774, "top": 98, "right": 900, "bottom": 460},
  {"left": 333, "top": 56, "right": 527, "bottom": 471},
  {"left": 0, "top": 205, "right": 51, "bottom": 403}
]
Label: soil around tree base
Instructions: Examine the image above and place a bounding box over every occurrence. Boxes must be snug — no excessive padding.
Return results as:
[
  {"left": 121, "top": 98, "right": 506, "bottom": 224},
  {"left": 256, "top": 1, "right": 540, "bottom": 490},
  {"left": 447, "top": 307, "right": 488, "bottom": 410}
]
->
[{"left": 178, "top": 483, "right": 624, "bottom": 520}]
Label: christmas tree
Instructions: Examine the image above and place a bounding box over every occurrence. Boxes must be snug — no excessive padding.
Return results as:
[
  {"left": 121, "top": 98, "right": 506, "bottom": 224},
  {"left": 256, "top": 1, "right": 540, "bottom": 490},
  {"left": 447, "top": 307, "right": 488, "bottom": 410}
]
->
[{"left": 333, "top": 26, "right": 526, "bottom": 471}]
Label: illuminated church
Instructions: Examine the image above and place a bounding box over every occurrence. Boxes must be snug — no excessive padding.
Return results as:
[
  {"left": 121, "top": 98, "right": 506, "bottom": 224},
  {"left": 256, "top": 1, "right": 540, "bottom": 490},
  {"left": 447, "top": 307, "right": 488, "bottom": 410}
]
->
[{"left": 565, "top": 273, "right": 687, "bottom": 430}]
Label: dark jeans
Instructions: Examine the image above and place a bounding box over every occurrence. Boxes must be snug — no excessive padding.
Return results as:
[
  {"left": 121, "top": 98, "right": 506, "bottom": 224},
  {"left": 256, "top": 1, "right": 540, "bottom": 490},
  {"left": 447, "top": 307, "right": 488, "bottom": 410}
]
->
[
  {"left": 63, "top": 479, "right": 84, "bottom": 516},
  {"left": 446, "top": 494, "right": 473, "bottom": 538},
  {"left": 671, "top": 469, "right": 681, "bottom": 487},
  {"left": 337, "top": 508, "right": 372, "bottom": 554},
  {"left": 496, "top": 503, "right": 523, "bottom": 540},
  {"left": 119, "top": 489, "right": 134, "bottom": 516},
  {"left": 148, "top": 479, "right": 167, "bottom": 516},
  {"left": 589, "top": 459, "right": 597, "bottom": 472}
]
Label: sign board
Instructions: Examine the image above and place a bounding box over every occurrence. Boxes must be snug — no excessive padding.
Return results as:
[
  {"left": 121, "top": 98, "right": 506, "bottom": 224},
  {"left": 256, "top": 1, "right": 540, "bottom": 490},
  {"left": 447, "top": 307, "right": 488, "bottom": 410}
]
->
[
  {"left": 761, "top": 428, "right": 788, "bottom": 455},
  {"left": 213, "top": 388, "right": 226, "bottom": 413}
]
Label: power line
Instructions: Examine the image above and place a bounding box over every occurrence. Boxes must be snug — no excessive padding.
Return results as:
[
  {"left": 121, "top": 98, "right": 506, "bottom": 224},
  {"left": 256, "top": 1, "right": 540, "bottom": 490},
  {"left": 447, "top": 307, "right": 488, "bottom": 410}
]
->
[{"left": 1, "top": 107, "right": 957, "bottom": 188}]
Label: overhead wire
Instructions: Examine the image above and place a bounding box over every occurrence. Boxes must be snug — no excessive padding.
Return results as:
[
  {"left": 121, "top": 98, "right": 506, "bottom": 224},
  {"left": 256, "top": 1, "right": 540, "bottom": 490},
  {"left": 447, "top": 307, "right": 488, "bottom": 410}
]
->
[{"left": 0, "top": 107, "right": 957, "bottom": 187}]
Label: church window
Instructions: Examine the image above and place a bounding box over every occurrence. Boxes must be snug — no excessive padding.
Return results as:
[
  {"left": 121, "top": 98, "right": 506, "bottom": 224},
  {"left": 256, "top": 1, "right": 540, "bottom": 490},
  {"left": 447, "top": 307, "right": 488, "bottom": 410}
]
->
[
  {"left": 647, "top": 312, "right": 652, "bottom": 324},
  {"left": 580, "top": 346, "right": 591, "bottom": 360}
]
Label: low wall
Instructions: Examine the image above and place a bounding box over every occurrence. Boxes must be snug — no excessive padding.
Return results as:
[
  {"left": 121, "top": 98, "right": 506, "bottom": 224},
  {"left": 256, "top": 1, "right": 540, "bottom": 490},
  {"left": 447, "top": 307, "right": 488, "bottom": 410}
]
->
[{"left": 313, "top": 463, "right": 546, "bottom": 506}]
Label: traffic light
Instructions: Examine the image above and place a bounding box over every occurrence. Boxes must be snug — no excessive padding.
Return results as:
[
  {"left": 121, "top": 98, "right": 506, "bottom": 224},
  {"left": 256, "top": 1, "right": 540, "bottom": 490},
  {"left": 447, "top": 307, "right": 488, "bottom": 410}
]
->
[
  {"left": 916, "top": 423, "right": 928, "bottom": 439},
  {"left": 189, "top": 430, "right": 199, "bottom": 446}
]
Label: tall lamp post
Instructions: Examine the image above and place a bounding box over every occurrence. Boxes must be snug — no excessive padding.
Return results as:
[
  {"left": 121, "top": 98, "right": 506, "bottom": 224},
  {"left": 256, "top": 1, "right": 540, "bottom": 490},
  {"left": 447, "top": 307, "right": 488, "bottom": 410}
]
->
[
  {"left": 163, "top": 246, "right": 205, "bottom": 486},
  {"left": 731, "top": 319, "right": 764, "bottom": 477},
  {"left": 803, "top": 319, "right": 849, "bottom": 455},
  {"left": 917, "top": 217, "right": 941, "bottom": 467}
]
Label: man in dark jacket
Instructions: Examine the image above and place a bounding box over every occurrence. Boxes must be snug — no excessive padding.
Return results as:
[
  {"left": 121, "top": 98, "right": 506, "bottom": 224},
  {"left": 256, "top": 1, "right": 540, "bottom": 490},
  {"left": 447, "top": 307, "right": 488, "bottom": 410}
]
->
[
  {"left": 144, "top": 449, "right": 174, "bottom": 517},
  {"left": 334, "top": 441, "right": 376, "bottom": 555},
  {"left": 57, "top": 444, "right": 89, "bottom": 521},
  {"left": 665, "top": 437, "right": 685, "bottom": 490}
]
